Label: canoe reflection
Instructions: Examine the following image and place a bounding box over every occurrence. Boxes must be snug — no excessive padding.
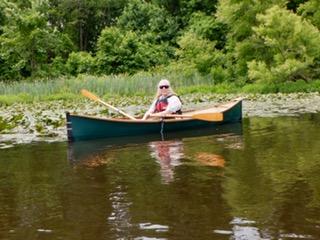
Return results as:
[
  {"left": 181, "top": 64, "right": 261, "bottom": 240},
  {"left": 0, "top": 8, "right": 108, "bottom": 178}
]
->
[
  {"left": 149, "top": 140, "right": 184, "bottom": 184},
  {"left": 67, "top": 122, "right": 242, "bottom": 164}
]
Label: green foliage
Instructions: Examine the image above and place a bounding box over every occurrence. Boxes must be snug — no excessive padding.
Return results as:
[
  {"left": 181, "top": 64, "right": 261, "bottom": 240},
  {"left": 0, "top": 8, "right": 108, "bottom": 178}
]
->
[
  {"left": 180, "top": 0, "right": 218, "bottom": 15},
  {"left": 49, "top": 56, "right": 67, "bottom": 77},
  {"left": 242, "top": 79, "right": 320, "bottom": 93},
  {"left": 247, "top": 5, "right": 320, "bottom": 83},
  {"left": 0, "top": 2, "right": 6, "bottom": 33},
  {"left": 277, "top": 79, "right": 320, "bottom": 93},
  {"left": 151, "top": 0, "right": 218, "bottom": 22},
  {"left": 117, "top": 0, "right": 178, "bottom": 43},
  {"left": 1, "top": 74, "right": 320, "bottom": 105},
  {"left": 96, "top": 27, "right": 171, "bottom": 74},
  {"left": 216, "top": 0, "right": 286, "bottom": 42},
  {"left": 40, "top": 0, "right": 127, "bottom": 51},
  {"left": 241, "top": 82, "right": 279, "bottom": 93},
  {"left": 0, "top": 5, "right": 73, "bottom": 80},
  {"left": 177, "top": 0, "right": 218, "bottom": 26},
  {"left": 286, "top": 0, "right": 308, "bottom": 12},
  {"left": 66, "top": 52, "right": 96, "bottom": 76},
  {"left": 186, "top": 12, "right": 227, "bottom": 49},
  {"left": 179, "top": 82, "right": 238, "bottom": 94},
  {"left": 1, "top": 0, "right": 320, "bottom": 89},
  {"left": 8, "top": 0, "right": 31, "bottom": 9},
  {"left": 216, "top": 0, "right": 288, "bottom": 80},
  {"left": 298, "top": 0, "right": 320, "bottom": 29},
  {"left": 176, "top": 32, "right": 229, "bottom": 83}
]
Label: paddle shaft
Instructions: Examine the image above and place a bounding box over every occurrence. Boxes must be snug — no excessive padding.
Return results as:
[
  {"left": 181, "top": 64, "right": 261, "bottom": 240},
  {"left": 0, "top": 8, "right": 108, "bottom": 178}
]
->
[
  {"left": 97, "top": 99, "right": 137, "bottom": 120},
  {"left": 81, "top": 89, "right": 137, "bottom": 120}
]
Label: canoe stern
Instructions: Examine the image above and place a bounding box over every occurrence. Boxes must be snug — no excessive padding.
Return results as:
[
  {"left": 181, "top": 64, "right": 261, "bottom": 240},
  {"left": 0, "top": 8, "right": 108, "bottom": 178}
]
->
[
  {"left": 223, "top": 99, "right": 242, "bottom": 123},
  {"left": 66, "top": 112, "right": 74, "bottom": 142}
]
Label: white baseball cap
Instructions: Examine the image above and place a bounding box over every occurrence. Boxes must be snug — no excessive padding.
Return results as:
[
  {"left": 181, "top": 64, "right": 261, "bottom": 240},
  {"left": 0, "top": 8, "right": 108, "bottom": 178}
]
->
[{"left": 158, "top": 79, "right": 170, "bottom": 87}]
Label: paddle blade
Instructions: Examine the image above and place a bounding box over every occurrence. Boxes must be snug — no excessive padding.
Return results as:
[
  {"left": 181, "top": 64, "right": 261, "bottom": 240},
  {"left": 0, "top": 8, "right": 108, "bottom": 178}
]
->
[
  {"left": 81, "top": 89, "right": 99, "bottom": 101},
  {"left": 192, "top": 112, "right": 223, "bottom": 122}
]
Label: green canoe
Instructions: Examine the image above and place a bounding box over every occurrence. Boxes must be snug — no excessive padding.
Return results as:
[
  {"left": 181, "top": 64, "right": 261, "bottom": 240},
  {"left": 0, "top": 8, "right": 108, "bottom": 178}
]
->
[{"left": 66, "top": 98, "right": 242, "bottom": 141}]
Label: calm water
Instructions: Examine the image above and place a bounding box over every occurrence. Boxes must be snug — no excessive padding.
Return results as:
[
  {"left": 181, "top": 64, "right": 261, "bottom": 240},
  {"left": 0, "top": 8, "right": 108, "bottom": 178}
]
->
[{"left": 0, "top": 114, "right": 320, "bottom": 240}]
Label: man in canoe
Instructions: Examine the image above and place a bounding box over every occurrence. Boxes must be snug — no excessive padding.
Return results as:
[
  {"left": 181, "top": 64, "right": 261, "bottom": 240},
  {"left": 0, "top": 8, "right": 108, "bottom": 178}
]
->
[{"left": 142, "top": 79, "right": 182, "bottom": 120}]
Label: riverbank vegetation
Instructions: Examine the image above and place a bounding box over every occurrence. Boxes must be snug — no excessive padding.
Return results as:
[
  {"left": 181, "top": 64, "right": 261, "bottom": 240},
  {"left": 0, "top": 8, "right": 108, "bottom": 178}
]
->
[
  {"left": 1, "top": 73, "right": 320, "bottom": 105},
  {"left": 1, "top": 0, "right": 320, "bottom": 104}
]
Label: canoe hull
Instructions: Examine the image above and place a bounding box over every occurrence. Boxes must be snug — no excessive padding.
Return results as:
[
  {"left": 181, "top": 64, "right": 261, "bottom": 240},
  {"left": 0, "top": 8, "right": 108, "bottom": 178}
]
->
[{"left": 66, "top": 99, "right": 242, "bottom": 141}]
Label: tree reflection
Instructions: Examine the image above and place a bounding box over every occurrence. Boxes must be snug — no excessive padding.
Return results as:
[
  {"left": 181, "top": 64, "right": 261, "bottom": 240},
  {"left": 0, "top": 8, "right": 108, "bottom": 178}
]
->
[{"left": 223, "top": 115, "right": 320, "bottom": 239}]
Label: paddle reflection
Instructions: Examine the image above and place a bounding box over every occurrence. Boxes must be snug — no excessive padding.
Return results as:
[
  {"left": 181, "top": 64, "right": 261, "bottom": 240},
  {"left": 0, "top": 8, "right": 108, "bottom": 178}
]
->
[
  {"left": 67, "top": 141, "right": 113, "bottom": 168},
  {"left": 148, "top": 138, "right": 229, "bottom": 183},
  {"left": 149, "top": 140, "right": 184, "bottom": 184},
  {"left": 195, "top": 152, "right": 225, "bottom": 168},
  {"left": 74, "top": 153, "right": 113, "bottom": 168}
]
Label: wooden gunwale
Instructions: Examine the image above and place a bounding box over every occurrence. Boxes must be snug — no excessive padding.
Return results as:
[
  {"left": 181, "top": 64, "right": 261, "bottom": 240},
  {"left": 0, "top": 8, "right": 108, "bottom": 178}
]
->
[{"left": 69, "top": 98, "right": 243, "bottom": 123}]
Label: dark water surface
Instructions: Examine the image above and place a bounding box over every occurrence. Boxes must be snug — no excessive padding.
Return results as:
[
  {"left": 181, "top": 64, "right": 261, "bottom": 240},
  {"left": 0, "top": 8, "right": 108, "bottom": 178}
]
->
[{"left": 0, "top": 114, "right": 320, "bottom": 240}]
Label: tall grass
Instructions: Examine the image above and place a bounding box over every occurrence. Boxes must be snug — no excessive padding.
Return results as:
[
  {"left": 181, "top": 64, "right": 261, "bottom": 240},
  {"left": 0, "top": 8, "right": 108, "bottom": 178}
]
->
[
  {"left": 0, "top": 66, "right": 320, "bottom": 105},
  {"left": 242, "top": 80, "right": 320, "bottom": 94},
  {"left": 0, "top": 69, "right": 215, "bottom": 102}
]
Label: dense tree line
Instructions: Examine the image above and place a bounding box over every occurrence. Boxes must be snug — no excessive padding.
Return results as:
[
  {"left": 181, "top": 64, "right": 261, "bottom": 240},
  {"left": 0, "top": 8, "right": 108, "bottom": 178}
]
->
[{"left": 0, "top": 0, "right": 320, "bottom": 84}]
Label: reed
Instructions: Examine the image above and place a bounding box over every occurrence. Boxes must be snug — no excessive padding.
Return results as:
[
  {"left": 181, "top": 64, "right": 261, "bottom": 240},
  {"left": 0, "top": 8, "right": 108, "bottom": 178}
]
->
[
  {"left": 0, "top": 68, "right": 320, "bottom": 105},
  {"left": 0, "top": 69, "right": 213, "bottom": 100}
]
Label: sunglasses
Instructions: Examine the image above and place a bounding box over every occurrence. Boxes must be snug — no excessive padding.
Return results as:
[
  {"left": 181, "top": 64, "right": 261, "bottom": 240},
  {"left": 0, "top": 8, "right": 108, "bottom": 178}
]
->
[{"left": 159, "top": 85, "right": 169, "bottom": 89}]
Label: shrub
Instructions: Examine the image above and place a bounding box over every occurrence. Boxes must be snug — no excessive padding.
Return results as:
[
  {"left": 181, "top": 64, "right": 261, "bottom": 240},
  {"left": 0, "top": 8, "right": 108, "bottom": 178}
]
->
[
  {"left": 176, "top": 31, "right": 229, "bottom": 82},
  {"left": 96, "top": 27, "right": 170, "bottom": 75},
  {"left": 247, "top": 5, "right": 320, "bottom": 83},
  {"left": 187, "top": 12, "right": 227, "bottom": 49},
  {"left": 66, "top": 52, "right": 96, "bottom": 76}
]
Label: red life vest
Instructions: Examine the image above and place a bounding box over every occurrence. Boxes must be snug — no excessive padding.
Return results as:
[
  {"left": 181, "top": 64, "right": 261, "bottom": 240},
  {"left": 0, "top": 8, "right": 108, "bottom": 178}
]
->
[{"left": 154, "top": 95, "right": 182, "bottom": 114}]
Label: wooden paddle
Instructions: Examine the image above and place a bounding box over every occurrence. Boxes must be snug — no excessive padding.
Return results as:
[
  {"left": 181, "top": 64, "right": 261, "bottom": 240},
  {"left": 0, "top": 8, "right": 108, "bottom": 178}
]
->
[
  {"left": 150, "top": 112, "right": 223, "bottom": 122},
  {"left": 81, "top": 89, "right": 137, "bottom": 120}
]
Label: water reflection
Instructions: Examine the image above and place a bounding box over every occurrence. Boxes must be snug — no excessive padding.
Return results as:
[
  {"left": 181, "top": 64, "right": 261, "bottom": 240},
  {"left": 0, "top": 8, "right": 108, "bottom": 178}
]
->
[
  {"left": 65, "top": 128, "right": 243, "bottom": 238},
  {"left": 222, "top": 115, "right": 320, "bottom": 240},
  {"left": 107, "top": 186, "right": 133, "bottom": 238},
  {"left": 149, "top": 140, "right": 184, "bottom": 184},
  {"left": 195, "top": 152, "right": 225, "bottom": 167},
  {"left": 3, "top": 115, "right": 320, "bottom": 239},
  {"left": 67, "top": 123, "right": 242, "bottom": 164}
]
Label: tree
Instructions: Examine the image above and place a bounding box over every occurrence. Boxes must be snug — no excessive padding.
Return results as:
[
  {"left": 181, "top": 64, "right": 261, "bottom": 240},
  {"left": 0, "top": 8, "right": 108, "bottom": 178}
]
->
[
  {"left": 216, "top": 0, "right": 289, "bottom": 42},
  {"left": 117, "top": 0, "right": 179, "bottom": 44},
  {"left": 8, "top": 0, "right": 32, "bottom": 9},
  {"left": 179, "top": 0, "right": 218, "bottom": 24},
  {"left": 215, "top": 0, "right": 288, "bottom": 81},
  {"left": 96, "top": 27, "right": 170, "bottom": 75},
  {"left": 186, "top": 12, "right": 227, "bottom": 50},
  {"left": 151, "top": 0, "right": 181, "bottom": 15},
  {"left": 298, "top": 0, "right": 320, "bottom": 29},
  {"left": 0, "top": 5, "right": 73, "bottom": 80},
  {"left": 247, "top": 5, "right": 320, "bottom": 83},
  {"left": 66, "top": 51, "right": 96, "bottom": 75},
  {"left": 0, "top": 2, "right": 6, "bottom": 35},
  {"left": 40, "top": 0, "right": 127, "bottom": 52},
  {"left": 151, "top": 0, "right": 218, "bottom": 28},
  {"left": 176, "top": 32, "right": 229, "bottom": 82},
  {"left": 286, "top": 0, "right": 308, "bottom": 12}
]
